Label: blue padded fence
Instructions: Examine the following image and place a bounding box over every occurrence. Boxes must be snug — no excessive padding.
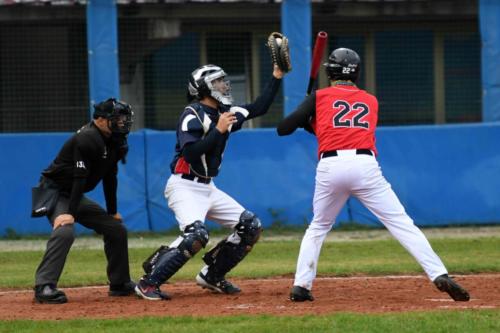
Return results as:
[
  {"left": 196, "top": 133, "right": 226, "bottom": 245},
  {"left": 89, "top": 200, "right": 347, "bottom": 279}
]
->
[{"left": 1, "top": 123, "right": 499, "bottom": 236}]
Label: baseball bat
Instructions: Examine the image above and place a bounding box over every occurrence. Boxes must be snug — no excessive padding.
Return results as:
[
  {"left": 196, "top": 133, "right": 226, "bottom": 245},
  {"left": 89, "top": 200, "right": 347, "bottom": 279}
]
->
[{"left": 306, "top": 31, "right": 328, "bottom": 95}]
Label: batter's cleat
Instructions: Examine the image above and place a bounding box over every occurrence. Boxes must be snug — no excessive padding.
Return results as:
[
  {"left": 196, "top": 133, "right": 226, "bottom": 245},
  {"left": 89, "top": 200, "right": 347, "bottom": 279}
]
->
[
  {"left": 134, "top": 278, "right": 171, "bottom": 301},
  {"left": 196, "top": 271, "right": 241, "bottom": 295},
  {"left": 34, "top": 284, "right": 68, "bottom": 304},
  {"left": 109, "top": 280, "right": 136, "bottom": 297},
  {"left": 290, "top": 286, "right": 314, "bottom": 302},
  {"left": 433, "top": 274, "right": 470, "bottom": 302}
]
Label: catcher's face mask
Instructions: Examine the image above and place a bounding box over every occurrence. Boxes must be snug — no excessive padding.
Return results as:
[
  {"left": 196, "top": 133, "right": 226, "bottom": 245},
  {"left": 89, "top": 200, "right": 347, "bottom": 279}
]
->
[
  {"left": 204, "top": 69, "right": 233, "bottom": 106},
  {"left": 189, "top": 65, "right": 234, "bottom": 106},
  {"left": 208, "top": 76, "right": 232, "bottom": 106}
]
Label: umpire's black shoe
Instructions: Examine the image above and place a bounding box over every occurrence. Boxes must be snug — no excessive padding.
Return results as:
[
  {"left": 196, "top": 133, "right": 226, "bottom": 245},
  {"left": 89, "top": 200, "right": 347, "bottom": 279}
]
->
[
  {"left": 290, "top": 286, "right": 314, "bottom": 302},
  {"left": 109, "top": 280, "right": 136, "bottom": 297},
  {"left": 433, "top": 274, "right": 470, "bottom": 301},
  {"left": 34, "top": 284, "right": 68, "bottom": 304},
  {"left": 196, "top": 271, "right": 241, "bottom": 295}
]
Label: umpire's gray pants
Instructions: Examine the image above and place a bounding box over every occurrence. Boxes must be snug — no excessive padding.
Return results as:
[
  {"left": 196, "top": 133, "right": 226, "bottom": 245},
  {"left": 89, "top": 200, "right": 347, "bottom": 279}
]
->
[{"left": 35, "top": 195, "right": 131, "bottom": 287}]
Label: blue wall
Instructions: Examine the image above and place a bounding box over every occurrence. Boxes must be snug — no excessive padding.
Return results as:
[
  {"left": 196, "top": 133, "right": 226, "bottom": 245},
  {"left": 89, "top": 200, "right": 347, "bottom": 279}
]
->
[
  {"left": 480, "top": 0, "right": 500, "bottom": 121},
  {"left": 1, "top": 123, "right": 500, "bottom": 236},
  {"left": 86, "top": 0, "right": 120, "bottom": 113}
]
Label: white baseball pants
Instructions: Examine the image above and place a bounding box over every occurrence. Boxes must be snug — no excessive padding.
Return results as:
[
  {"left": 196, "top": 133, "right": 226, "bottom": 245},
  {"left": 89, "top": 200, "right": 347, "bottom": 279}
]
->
[
  {"left": 164, "top": 174, "right": 245, "bottom": 245},
  {"left": 294, "top": 150, "right": 448, "bottom": 291}
]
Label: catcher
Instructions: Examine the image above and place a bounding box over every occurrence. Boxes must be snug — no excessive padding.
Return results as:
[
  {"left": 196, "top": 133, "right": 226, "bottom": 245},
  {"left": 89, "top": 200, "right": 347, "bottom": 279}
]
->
[{"left": 134, "top": 33, "right": 290, "bottom": 300}]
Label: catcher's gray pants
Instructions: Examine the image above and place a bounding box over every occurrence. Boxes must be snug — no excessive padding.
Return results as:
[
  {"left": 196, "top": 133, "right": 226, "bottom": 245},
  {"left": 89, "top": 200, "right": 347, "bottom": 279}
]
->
[{"left": 35, "top": 195, "right": 131, "bottom": 288}]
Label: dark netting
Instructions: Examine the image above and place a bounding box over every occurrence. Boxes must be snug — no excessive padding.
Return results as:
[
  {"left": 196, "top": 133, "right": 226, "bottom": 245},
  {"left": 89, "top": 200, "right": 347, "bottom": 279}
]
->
[
  {"left": 118, "top": 17, "right": 195, "bottom": 130},
  {"left": 444, "top": 32, "right": 481, "bottom": 123},
  {"left": 118, "top": 9, "right": 284, "bottom": 130},
  {"left": 375, "top": 30, "right": 435, "bottom": 125},
  {"left": 0, "top": 17, "right": 89, "bottom": 133},
  {"left": 0, "top": 2, "right": 482, "bottom": 132},
  {"left": 316, "top": 16, "right": 481, "bottom": 126}
]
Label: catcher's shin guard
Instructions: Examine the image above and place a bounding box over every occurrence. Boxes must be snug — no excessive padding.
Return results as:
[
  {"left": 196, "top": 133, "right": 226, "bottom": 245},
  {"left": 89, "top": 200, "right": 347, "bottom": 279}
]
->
[
  {"left": 202, "top": 210, "right": 263, "bottom": 280},
  {"left": 143, "top": 245, "right": 170, "bottom": 274},
  {"left": 146, "top": 247, "right": 190, "bottom": 286},
  {"left": 202, "top": 239, "right": 249, "bottom": 281},
  {"left": 146, "top": 221, "right": 208, "bottom": 285}
]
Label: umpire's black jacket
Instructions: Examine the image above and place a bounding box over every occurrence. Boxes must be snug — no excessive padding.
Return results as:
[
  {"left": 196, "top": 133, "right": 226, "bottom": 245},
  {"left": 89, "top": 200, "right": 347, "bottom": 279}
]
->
[{"left": 42, "top": 121, "right": 122, "bottom": 217}]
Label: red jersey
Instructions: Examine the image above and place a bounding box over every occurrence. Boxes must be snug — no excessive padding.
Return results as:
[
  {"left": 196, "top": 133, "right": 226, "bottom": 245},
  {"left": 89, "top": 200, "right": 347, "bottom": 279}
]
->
[{"left": 313, "top": 84, "right": 378, "bottom": 158}]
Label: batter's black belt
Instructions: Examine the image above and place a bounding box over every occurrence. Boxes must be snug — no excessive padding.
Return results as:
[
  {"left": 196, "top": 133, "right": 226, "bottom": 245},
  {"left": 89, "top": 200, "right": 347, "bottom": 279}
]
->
[
  {"left": 321, "top": 149, "right": 373, "bottom": 159},
  {"left": 181, "top": 174, "right": 211, "bottom": 184}
]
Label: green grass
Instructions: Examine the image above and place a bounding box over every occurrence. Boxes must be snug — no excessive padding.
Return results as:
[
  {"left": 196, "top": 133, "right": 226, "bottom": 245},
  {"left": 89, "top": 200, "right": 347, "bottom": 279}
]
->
[
  {"left": 1, "top": 237, "right": 499, "bottom": 288},
  {"left": 0, "top": 221, "right": 378, "bottom": 240},
  {"left": 0, "top": 234, "right": 499, "bottom": 332},
  {"left": 1, "top": 310, "right": 499, "bottom": 333}
]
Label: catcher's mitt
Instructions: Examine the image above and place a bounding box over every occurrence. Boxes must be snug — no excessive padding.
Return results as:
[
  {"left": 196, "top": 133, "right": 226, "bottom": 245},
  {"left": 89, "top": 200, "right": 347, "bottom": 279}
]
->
[{"left": 267, "top": 32, "right": 292, "bottom": 73}]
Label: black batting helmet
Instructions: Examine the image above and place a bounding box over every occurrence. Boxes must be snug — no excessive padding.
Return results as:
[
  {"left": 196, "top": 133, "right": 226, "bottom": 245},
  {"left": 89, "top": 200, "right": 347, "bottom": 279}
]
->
[
  {"left": 93, "top": 98, "right": 134, "bottom": 134},
  {"left": 324, "top": 48, "right": 361, "bottom": 82}
]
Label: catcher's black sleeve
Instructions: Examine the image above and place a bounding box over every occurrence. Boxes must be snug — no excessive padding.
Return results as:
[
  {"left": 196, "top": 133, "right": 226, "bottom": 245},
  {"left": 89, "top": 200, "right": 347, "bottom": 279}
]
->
[
  {"left": 243, "top": 77, "right": 282, "bottom": 120},
  {"left": 182, "top": 128, "right": 225, "bottom": 163},
  {"left": 277, "top": 93, "right": 316, "bottom": 136}
]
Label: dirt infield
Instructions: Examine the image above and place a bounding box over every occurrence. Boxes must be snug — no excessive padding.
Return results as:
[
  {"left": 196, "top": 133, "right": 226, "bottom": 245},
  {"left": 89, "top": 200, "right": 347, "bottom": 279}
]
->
[{"left": 0, "top": 274, "right": 498, "bottom": 320}]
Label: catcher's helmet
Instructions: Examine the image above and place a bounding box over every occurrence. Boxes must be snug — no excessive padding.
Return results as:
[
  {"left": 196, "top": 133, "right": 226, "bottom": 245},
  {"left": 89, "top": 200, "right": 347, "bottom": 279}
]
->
[
  {"left": 93, "top": 98, "right": 134, "bottom": 134},
  {"left": 324, "top": 48, "right": 361, "bottom": 82},
  {"left": 188, "top": 64, "right": 233, "bottom": 106}
]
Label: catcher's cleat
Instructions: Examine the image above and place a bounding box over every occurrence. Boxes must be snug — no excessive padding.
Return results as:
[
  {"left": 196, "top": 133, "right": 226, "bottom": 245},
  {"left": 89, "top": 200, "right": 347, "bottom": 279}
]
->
[
  {"left": 109, "top": 280, "right": 136, "bottom": 297},
  {"left": 196, "top": 271, "right": 241, "bottom": 295},
  {"left": 34, "top": 284, "right": 68, "bottom": 304},
  {"left": 290, "top": 286, "right": 314, "bottom": 302},
  {"left": 433, "top": 274, "right": 470, "bottom": 302},
  {"left": 134, "top": 278, "right": 170, "bottom": 301}
]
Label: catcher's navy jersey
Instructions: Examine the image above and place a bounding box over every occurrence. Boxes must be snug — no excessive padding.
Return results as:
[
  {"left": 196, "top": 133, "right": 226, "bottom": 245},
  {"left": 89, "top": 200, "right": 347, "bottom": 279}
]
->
[{"left": 170, "top": 77, "right": 282, "bottom": 178}]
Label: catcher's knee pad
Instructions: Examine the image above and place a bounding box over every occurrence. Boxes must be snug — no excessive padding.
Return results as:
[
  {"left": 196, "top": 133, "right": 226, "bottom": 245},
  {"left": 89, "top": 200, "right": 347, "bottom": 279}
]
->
[
  {"left": 235, "top": 210, "right": 263, "bottom": 246},
  {"left": 179, "top": 220, "right": 209, "bottom": 257}
]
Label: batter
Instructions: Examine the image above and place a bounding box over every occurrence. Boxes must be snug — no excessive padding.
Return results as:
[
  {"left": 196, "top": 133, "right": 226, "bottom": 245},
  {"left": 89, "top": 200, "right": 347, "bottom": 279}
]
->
[{"left": 277, "top": 47, "right": 470, "bottom": 303}]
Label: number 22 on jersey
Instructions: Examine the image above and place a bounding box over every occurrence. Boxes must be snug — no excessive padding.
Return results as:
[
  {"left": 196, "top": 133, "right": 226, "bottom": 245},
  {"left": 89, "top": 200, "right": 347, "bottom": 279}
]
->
[{"left": 331, "top": 100, "right": 370, "bottom": 129}]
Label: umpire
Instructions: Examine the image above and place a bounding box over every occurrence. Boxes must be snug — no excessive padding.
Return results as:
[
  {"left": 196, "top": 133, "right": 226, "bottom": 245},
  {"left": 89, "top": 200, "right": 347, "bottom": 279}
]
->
[{"left": 32, "top": 98, "right": 135, "bottom": 304}]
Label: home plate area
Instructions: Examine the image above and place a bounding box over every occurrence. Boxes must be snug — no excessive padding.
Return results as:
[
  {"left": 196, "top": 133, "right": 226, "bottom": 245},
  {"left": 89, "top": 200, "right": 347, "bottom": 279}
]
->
[{"left": 0, "top": 274, "right": 498, "bottom": 320}]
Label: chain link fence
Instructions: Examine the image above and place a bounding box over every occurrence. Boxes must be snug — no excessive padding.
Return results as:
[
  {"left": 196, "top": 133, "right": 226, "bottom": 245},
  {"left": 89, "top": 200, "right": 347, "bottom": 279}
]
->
[
  {"left": 0, "top": 2, "right": 481, "bottom": 132},
  {"left": 0, "top": 17, "right": 89, "bottom": 132},
  {"left": 324, "top": 21, "right": 481, "bottom": 126},
  {"left": 118, "top": 17, "right": 282, "bottom": 130}
]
